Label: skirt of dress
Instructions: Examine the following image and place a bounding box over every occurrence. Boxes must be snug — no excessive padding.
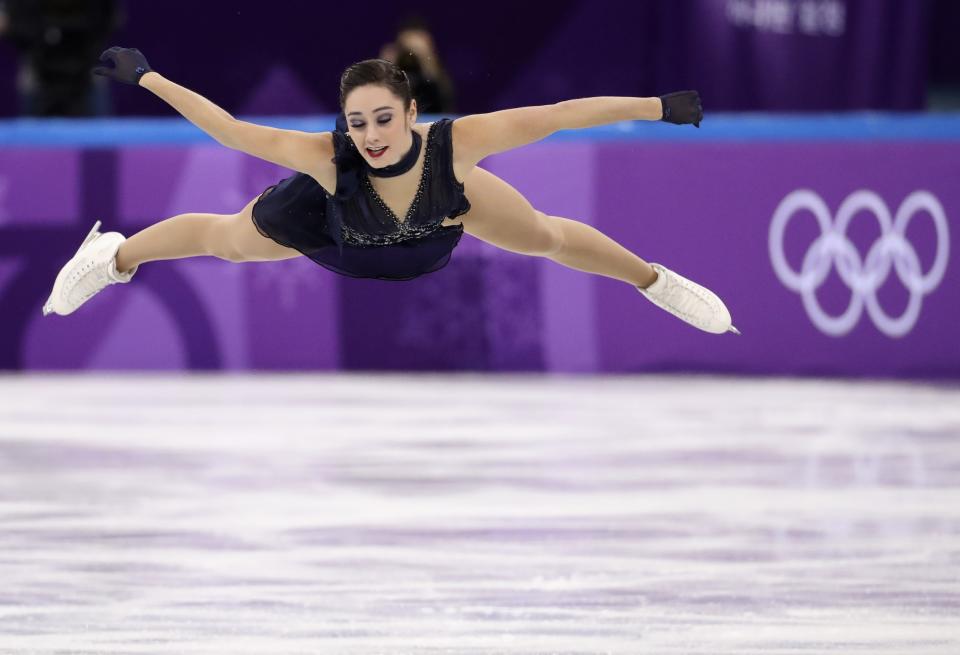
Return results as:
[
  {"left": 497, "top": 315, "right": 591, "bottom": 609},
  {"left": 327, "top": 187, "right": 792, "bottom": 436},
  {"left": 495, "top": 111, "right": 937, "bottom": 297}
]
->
[
  {"left": 251, "top": 173, "right": 465, "bottom": 281},
  {"left": 251, "top": 173, "right": 334, "bottom": 253}
]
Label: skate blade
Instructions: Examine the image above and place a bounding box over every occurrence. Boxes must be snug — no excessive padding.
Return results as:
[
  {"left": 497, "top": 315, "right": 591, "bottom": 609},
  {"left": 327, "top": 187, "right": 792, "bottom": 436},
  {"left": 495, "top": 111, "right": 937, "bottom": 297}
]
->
[{"left": 77, "top": 220, "right": 102, "bottom": 254}]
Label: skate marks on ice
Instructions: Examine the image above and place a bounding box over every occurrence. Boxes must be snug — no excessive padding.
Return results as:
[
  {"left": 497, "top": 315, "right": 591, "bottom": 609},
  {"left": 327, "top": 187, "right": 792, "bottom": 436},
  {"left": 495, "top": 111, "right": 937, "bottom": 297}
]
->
[{"left": 0, "top": 374, "right": 957, "bottom": 654}]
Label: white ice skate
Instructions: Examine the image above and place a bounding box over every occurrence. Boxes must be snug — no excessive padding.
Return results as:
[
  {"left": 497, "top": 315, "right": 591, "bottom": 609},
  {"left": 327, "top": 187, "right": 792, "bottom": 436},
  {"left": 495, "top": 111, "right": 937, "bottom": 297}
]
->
[
  {"left": 42, "top": 220, "right": 138, "bottom": 317},
  {"left": 637, "top": 263, "right": 740, "bottom": 335}
]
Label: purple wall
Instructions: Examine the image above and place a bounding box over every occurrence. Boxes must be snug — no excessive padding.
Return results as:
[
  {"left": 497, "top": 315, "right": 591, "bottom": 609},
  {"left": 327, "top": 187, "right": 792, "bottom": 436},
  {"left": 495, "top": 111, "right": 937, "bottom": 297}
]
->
[{"left": 2, "top": 128, "right": 957, "bottom": 378}]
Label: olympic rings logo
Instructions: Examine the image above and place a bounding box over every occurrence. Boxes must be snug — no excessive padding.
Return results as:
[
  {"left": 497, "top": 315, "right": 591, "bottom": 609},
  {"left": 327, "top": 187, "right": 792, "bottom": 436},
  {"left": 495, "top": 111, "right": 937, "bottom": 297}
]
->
[{"left": 769, "top": 189, "right": 950, "bottom": 337}]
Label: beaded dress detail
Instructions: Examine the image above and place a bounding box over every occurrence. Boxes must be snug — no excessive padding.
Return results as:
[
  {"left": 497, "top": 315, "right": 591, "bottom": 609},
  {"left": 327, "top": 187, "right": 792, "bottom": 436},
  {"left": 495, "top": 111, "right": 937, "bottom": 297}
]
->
[
  {"left": 251, "top": 118, "right": 471, "bottom": 281},
  {"left": 341, "top": 132, "right": 435, "bottom": 246}
]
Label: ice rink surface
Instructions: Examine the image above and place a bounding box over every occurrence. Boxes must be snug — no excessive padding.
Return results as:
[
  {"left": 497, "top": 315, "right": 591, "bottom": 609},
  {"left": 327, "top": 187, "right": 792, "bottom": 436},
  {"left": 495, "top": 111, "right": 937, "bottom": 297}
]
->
[{"left": 0, "top": 373, "right": 957, "bottom": 654}]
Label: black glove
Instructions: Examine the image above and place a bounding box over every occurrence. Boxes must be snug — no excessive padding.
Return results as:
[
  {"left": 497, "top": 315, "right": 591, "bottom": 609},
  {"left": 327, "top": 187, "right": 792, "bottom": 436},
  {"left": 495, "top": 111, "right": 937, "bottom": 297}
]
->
[
  {"left": 659, "top": 91, "right": 702, "bottom": 127},
  {"left": 92, "top": 47, "right": 153, "bottom": 85}
]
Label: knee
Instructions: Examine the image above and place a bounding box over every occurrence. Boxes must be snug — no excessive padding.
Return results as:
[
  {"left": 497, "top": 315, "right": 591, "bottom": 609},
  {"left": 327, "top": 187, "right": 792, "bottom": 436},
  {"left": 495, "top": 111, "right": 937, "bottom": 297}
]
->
[
  {"left": 206, "top": 214, "right": 250, "bottom": 262},
  {"left": 215, "top": 249, "right": 249, "bottom": 263},
  {"left": 536, "top": 212, "right": 566, "bottom": 258}
]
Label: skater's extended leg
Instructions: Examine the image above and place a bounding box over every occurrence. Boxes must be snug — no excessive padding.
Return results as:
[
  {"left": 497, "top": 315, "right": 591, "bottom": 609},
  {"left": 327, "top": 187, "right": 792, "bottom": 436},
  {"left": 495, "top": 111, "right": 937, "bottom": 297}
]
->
[
  {"left": 115, "top": 195, "right": 301, "bottom": 273},
  {"left": 44, "top": 195, "right": 302, "bottom": 316},
  {"left": 458, "top": 166, "right": 737, "bottom": 334},
  {"left": 544, "top": 215, "right": 659, "bottom": 287},
  {"left": 459, "top": 166, "right": 656, "bottom": 286}
]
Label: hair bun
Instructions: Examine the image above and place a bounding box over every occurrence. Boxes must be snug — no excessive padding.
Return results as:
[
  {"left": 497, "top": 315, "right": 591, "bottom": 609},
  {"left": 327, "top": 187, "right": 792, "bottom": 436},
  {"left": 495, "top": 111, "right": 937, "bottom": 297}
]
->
[{"left": 339, "top": 58, "right": 415, "bottom": 112}]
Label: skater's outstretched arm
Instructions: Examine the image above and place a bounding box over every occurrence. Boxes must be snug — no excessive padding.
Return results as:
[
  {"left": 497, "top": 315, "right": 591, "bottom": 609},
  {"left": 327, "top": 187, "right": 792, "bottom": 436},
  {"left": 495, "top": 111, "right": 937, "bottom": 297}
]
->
[
  {"left": 453, "top": 92, "right": 702, "bottom": 168},
  {"left": 94, "top": 47, "right": 334, "bottom": 181}
]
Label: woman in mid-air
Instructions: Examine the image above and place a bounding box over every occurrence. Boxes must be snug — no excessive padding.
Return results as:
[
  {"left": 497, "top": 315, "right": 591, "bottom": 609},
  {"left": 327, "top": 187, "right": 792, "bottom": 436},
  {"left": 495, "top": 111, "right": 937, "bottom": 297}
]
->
[{"left": 43, "top": 47, "right": 738, "bottom": 335}]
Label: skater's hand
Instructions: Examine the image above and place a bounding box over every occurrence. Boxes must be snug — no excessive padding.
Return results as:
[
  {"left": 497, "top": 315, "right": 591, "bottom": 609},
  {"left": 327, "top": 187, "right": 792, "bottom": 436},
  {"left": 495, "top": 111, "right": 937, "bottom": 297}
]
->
[
  {"left": 659, "top": 91, "right": 702, "bottom": 128},
  {"left": 93, "top": 47, "right": 153, "bottom": 85}
]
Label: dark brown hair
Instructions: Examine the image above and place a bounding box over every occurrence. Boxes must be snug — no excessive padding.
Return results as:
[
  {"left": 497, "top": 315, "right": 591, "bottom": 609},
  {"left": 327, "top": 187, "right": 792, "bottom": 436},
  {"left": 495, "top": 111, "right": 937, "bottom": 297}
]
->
[{"left": 339, "top": 59, "right": 413, "bottom": 111}]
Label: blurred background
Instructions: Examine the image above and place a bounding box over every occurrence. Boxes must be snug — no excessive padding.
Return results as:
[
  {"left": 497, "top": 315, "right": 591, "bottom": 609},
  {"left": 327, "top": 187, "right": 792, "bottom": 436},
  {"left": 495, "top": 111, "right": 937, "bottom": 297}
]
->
[
  {"left": 0, "top": 0, "right": 957, "bottom": 376},
  {"left": 1, "top": 0, "right": 959, "bottom": 116}
]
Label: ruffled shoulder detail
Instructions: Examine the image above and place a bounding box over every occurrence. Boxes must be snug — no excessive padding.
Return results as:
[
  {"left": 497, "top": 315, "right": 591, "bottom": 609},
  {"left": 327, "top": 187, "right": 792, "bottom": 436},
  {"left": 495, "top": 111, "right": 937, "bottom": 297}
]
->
[
  {"left": 330, "top": 130, "right": 365, "bottom": 199},
  {"left": 327, "top": 129, "right": 368, "bottom": 251}
]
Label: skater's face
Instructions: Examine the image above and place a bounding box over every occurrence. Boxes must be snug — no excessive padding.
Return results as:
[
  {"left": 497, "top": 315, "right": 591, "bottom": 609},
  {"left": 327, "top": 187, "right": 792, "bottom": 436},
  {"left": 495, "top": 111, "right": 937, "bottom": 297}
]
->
[{"left": 344, "top": 84, "right": 417, "bottom": 168}]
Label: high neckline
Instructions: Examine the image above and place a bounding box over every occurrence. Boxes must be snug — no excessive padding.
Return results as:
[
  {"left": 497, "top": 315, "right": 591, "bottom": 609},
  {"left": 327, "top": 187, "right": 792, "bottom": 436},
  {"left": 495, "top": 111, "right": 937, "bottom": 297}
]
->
[{"left": 365, "top": 129, "right": 422, "bottom": 178}]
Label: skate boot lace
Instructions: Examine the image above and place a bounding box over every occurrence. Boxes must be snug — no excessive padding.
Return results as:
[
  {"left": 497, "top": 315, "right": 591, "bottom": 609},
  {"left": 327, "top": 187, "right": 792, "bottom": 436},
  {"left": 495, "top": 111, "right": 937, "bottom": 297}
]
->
[
  {"left": 64, "top": 239, "right": 114, "bottom": 305},
  {"left": 660, "top": 274, "right": 712, "bottom": 323}
]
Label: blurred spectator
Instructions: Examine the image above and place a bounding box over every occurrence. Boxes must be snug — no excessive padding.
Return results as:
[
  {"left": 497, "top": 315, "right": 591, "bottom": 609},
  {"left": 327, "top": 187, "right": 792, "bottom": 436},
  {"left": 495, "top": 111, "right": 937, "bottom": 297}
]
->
[
  {"left": 379, "top": 15, "right": 455, "bottom": 114},
  {"left": 0, "top": 0, "right": 121, "bottom": 117}
]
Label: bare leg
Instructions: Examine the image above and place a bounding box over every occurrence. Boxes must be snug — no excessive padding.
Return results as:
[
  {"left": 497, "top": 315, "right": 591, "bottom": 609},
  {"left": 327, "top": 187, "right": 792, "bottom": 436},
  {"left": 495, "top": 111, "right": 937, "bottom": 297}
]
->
[
  {"left": 459, "top": 167, "right": 657, "bottom": 287},
  {"left": 115, "top": 211, "right": 224, "bottom": 272},
  {"left": 543, "top": 215, "right": 657, "bottom": 288},
  {"left": 114, "top": 195, "right": 301, "bottom": 273}
]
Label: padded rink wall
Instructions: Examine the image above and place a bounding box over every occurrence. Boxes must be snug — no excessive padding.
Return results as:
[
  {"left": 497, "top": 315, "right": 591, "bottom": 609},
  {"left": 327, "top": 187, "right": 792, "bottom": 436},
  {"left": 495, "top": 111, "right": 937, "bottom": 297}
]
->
[{"left": 1, "top": 115, "right": 958, "bottom": 377}]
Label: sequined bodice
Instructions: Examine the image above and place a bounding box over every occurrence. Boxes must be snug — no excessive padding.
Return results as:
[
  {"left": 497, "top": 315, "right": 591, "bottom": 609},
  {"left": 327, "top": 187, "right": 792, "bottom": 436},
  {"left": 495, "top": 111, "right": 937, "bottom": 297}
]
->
[
  {"left": 343, "top": 136, "right": 434, "bottom": 246},
  {"left": 331, "top": 119, "right": 470, "bottom": 248}
]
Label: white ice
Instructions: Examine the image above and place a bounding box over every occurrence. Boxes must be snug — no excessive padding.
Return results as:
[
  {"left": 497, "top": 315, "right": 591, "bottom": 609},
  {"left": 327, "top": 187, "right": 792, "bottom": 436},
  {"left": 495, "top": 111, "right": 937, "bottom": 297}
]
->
[{"left": 0, "top": 373, "right": 957, "bottom": 654}]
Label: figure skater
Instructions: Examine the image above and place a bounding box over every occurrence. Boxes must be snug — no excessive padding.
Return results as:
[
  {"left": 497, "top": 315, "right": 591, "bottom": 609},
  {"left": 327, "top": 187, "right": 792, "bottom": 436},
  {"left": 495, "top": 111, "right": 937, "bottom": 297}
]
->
[{"left": 43, "top": 47, "right": 738, "bottom": 335}]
